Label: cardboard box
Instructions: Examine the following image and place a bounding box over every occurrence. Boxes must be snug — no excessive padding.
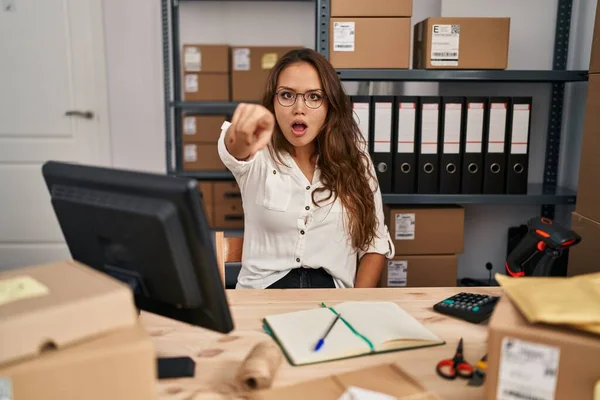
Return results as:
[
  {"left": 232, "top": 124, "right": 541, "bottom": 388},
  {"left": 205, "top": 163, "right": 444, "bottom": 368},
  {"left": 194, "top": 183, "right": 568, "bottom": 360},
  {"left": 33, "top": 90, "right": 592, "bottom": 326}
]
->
[
  {"left": 0, "top": 260, "right": 156, "bottom": 400},
  {"left": 182, "top": 115, "right": 226, "bottom": 143},
  {"left": 589, "top": 4, "right": 600, "bottom": 74},
  {"left": 183, "top": 72, "right": 229, "bottom": 101},
  {"left": 231, "top": 46, "right": 300, "bottom": 101},
  {"left": 198, "top": 181, "right": 214, "bottom": 227},
  {"left": 183, "top": 143, "right": 226, "bottom": 171},
  {"left": 575, "top": 74, "right": 600, "bottom": 222},
  {"left": 331, "top": 0, "right": 412, "bottom": 17},
  {"left": 385, "top": 205, "right": 464, "bottom": 255},
  {"left": 380, "top": 255, "right": 458, "bottom": 288},
  {"left": 182, "top": 44, "right": 230, "bottom": 73},
  {"left": 214, "top": 182, "right": 244, "bottom": 229},
  {"left": 329, "top": 18, "right": 411, "bottom": 69},
  {"left": 413, "top": 17, "right": 510, "bottom": 69},
  {"left": 485, "top": 297, "right": 600, "bottom": 400},
  {"left": 567, "top": 212, "right": 600, "bottom": 277}
]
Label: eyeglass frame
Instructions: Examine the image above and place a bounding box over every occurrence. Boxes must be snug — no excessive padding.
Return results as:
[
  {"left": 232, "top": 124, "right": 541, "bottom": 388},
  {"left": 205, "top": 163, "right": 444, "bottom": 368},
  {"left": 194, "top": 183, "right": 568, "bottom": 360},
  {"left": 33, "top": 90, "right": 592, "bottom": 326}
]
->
[{"left": 274, "top": 88, "right": 328, "bottom": 109}]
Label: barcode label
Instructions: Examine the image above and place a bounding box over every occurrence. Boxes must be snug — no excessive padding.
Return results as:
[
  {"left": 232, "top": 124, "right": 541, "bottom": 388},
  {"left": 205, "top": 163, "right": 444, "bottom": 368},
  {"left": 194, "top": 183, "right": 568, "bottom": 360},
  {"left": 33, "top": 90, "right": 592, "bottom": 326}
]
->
[
  {"left": 387, "top": 261, "right": 408, "bottom": 287},
  {"left": 333, "top": 22, "right": 355, "bottom": 52},
  {"left": 431, "top": 24, "right": 459, "bottom": 66},
  {"left": 395, "top": 213, "right": 415, "bottom": 240},
  {"left": 432, "top": 52, "right": 458, "bottom": 57}
]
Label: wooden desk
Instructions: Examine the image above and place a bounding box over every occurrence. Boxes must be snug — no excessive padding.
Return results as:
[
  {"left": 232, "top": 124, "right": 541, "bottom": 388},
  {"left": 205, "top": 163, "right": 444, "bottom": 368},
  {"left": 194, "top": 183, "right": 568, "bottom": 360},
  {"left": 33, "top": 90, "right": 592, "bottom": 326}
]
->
[{"left": 142, "top": 287, "right": 502, "bottom": 400}]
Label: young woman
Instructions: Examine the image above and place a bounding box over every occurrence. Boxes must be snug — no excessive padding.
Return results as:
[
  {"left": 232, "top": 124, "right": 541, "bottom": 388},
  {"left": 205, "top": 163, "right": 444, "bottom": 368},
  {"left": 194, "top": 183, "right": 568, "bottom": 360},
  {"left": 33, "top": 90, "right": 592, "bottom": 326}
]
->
[{"left": 217, "top": 48, "right": 395, "bottom": 289}]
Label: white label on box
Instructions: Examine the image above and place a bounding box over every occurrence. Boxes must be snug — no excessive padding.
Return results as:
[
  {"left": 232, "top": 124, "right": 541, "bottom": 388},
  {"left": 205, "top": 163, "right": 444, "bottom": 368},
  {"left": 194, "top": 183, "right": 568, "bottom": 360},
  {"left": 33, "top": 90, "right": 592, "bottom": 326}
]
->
[
  {"left": 184, "top": 117, "right": 197, "bottom": 135},
  {"left": 395, "top": 213, "right": 415, "bottom": 240},
  {"left": 184, "top": 74, "right": 198, "bottom": 93},
  {"left": 0, "top": 377, "right": 12, "bottom": 400},
  {"left": 511, "top": 104, "right": 530, "bottom": 154},
  {"left": 488, "top": 102, "right": 507, "bottom": 153},
  {"left": 339, "top": 386, "right": 396, "bottom": 400},
  {"left": 421, "top": 103, "right": 439, "bottom": 154},
  {"left": 333, "top": 21, "right": 355, "bottom": 52},
  {"left": 398, "top": 102, "right": 416, "bottom": 153},
  {"left": 184, "top": 144, "right": 197, "bottom": 162},
  {"left": 233, "top": 48, "right": 250, "bottom": 71},
  {"left": 184, "top": 47, "right": 201, "bottom": 72},
  {"left": 497, "top": 337, "right": 560, "bottom": 400},
  {"left": 431, "top": 24, "right": 460, "bottom": 66},
  {"left": 465, "top": 103, "right": 484, "bottom": 153},
  {"left": 443, "top": 103, "right": 462, "bottom": 154},
  {"left": 387, "top": 261, "right": 408, "bottom": 287}
]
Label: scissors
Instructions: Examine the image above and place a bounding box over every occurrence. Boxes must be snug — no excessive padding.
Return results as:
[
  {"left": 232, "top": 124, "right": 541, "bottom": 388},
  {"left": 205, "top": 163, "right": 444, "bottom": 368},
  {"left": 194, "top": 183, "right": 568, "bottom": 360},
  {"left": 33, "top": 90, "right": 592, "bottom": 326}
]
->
[
  {"left": 436, "top": 338, "right": 474, "bottom": 380},
  {"left": 467, "top": 354, "right": 488, "bottom": 387}
]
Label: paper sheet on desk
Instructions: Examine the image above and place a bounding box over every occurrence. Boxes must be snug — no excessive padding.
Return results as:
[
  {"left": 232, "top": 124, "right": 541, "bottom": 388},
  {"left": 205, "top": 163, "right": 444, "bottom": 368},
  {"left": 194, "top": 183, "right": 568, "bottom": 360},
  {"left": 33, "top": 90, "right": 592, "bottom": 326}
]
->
[
  {"left": 338, "top": 386, "right": 396, "bottom": 400},
  {"left": 495, "top": 272, "right": 600, "bottom": 335}
]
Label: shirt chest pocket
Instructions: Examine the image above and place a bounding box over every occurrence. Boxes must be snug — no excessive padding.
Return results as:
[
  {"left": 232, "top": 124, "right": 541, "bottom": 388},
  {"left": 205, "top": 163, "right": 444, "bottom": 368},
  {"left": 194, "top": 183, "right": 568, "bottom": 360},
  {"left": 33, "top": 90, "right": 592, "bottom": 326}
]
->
[{"left": 257, "top": 170, "right": 292, "bottom": 212}]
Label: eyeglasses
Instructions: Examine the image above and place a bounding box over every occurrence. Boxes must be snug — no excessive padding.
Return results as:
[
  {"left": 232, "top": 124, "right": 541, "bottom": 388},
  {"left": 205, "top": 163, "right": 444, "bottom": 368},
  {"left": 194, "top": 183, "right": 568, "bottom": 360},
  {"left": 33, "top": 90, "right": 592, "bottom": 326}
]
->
[{"left": 275, "top": 89, "right": 327, "bottom": 109}]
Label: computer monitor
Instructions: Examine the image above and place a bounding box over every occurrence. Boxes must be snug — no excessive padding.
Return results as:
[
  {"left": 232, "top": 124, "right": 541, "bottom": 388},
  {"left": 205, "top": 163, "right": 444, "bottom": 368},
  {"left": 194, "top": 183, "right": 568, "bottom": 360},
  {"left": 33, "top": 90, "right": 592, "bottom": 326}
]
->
[{"left": 42, "top": 161, "right": 234, "bottom": 335}]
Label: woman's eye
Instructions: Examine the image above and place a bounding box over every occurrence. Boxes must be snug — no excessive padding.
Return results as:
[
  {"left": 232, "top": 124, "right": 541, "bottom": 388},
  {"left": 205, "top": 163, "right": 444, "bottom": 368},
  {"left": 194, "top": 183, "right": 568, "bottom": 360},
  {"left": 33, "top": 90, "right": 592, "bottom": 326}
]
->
[
  {"left": 309, "top": 93, "right": 322, "bottom": 101},
  {"left": 281, "top": 91, "right": 294, "bottom": 99}
]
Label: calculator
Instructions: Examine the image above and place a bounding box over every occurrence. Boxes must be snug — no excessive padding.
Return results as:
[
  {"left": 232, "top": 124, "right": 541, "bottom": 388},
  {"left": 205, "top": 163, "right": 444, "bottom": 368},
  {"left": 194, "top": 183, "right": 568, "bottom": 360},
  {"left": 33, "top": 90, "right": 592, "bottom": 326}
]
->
[{"left": 433, "top": 292, "right": 500, "bottom": 323}]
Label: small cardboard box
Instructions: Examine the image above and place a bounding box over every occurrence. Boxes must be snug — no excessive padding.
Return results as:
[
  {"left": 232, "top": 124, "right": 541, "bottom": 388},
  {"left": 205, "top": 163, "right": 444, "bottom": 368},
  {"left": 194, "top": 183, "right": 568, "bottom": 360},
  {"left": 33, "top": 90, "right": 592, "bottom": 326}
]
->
[
  {"left": 485, "top": 296, "right": 600, "bottom": 400},
  {"left": 182, "top": 44, "right": 230, "bottom": 73},
  {"left": 329, "top": 17, "right": 411, "bottom": 69},
  {"left": 182, "top": 115, "right": 226, "bottom": 143},
  {"left": 413, "top": 17, "right": 510, "bottom": 70},
  {"left": 385, "top": 205, "right": 464, "bottom": 255},
  {"left": 183, "top": 72, "right": 230, "bottom": 101},
  {"left": 331, "top": 0, "right": 412, "bottom": 17},
  {"left": 380, "top": 255, "right": 458, "bottom": 288},
  {"left": 567, "top": 212, "right": 600, "bottom": 276},
  {"left": 198, "top": 181, "right": 214, "bottom": 227},
  {"left": 0, "top": 260, "right": 156, "bottom": 400},
  {"left": 231, "top": 46, "right": 301, "bottom": 101},
  {"left": 575, "top": 74, "right": 600, "bottom": 222},
  {"left": 182, "top": 143, "right": 226, "bottom": 171},
  {"left": 214, "top": 182, "right": 244, "bottom": 229},
  {"left": 589, "top": 4, "right": 600, "bottom": 74}
]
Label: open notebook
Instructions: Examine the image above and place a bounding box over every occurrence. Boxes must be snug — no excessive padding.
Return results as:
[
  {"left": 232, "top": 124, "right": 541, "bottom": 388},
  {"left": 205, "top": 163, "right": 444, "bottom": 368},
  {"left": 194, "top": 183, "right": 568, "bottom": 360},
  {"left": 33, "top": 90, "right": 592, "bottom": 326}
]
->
[{"left": 263, "top": 301, "right": 445, "bottom": 366}]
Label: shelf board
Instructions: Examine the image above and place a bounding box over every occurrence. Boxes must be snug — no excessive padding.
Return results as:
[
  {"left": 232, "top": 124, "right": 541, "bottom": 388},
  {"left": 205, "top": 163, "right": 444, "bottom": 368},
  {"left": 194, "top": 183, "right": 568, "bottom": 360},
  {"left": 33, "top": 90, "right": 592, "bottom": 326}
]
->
[
  {"left": 336, "top": 69, "right": 589, "bottom": 82},
  {"left": 173, "top": 101, "right": 244, "bottom": 114},
  {"left": 177, "top": 170, "right": 234, "bottom": 180}
]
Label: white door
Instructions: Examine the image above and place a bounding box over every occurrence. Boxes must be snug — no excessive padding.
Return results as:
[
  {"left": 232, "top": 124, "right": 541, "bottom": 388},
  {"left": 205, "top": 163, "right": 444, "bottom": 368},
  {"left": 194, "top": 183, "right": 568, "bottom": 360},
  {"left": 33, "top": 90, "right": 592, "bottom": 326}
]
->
[{"left": 0, "top": 0, "right": 111, "bottom": 270}]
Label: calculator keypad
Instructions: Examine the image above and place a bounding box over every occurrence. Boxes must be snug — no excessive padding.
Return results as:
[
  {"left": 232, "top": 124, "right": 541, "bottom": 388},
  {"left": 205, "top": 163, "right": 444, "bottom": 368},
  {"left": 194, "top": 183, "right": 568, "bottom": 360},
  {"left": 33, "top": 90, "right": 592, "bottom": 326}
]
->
[{"left": 433, "top": 292, "right": 500, "bottom": 323}]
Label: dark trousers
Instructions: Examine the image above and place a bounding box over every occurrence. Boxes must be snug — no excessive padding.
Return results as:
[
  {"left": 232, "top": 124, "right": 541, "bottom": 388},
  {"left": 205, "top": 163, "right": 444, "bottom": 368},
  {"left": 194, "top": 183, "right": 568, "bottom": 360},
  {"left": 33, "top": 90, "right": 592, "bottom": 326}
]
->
[{"left": 267, "top": 267, "right": 335, "bottom": 289}]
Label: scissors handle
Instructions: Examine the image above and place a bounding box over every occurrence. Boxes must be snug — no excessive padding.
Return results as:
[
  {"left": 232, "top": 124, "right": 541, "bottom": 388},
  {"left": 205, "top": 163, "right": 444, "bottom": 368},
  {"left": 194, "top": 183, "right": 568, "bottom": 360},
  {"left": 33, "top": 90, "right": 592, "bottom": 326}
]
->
[{"left": 436, "top": 359, "right": 474, "bottom": 380}]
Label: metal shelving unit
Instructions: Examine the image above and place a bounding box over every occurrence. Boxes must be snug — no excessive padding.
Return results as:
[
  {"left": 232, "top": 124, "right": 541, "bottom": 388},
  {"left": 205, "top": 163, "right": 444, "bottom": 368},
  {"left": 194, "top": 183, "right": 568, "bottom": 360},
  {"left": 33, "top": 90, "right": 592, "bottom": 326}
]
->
[{"left": 162, "top": 0, "right": 586, "bottom": 210}]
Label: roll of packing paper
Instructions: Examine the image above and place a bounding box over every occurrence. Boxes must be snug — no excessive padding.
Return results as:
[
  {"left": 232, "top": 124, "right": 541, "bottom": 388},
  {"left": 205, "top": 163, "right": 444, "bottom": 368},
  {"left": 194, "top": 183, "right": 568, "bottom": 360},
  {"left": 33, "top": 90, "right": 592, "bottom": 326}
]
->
[{"left": 235, "top": 340, "right": 283, "bottom": 391}]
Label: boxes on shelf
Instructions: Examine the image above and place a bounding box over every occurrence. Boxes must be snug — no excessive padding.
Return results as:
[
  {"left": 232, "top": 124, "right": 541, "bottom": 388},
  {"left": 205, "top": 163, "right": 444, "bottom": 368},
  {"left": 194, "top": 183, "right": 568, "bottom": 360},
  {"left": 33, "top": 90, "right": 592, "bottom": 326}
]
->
[
  {"left": 198, "top": 181, "right": 214, "bottom": 227},
  {"left": 384, "top": 205, "right": 464, "bottom": 255},
  {"left": 196, "top": 181, "right": 244, "bottom": 229},
  {"left": 231, "top": 46, "right": 302, "bottom": 101},
  {"left": 567, "top": 212, "right": 600, "bottom": 277},
  {"left": 329, "top": 17, "right": 411, "bottom": 69},
  {"left": 183, "top": 143, "right": 226, "bottom": 171},
  {"left": 485, "top": 296, "right": 600, "bottom": 400},
  {"left": 0, "top": 260, "right": 156, "bottom": 400},
  {"left": 182, "top": 44, "right": 230, "bottom": 101},
  {"left": 182, "top": 115, "right": 226, "bottom": 143},
  {"left": 331, "top": 0, "right": 412, "bottom": 17},
  {"left": 413, "top": 17, "right": 510, "bottom": 70},
  {"left": 379, "top": 255, "right": 458, "bottom": 288}
]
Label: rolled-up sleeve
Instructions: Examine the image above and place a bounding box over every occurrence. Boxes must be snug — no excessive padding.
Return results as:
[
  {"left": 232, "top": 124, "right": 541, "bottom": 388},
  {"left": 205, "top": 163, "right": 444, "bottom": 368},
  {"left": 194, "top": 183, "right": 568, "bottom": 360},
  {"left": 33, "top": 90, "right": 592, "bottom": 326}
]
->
[{"left": 217, "top": 121, "right": 262, "bottom": 188}]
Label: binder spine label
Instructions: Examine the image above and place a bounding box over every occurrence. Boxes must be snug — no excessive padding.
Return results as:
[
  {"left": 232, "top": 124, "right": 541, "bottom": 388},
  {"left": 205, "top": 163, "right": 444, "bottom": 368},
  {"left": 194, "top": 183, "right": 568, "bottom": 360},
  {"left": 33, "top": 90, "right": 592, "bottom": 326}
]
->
[
  {"left": 488, "top": 103, "right": 507, "bottom": 153},
  {"left": 333, "top": 22, "right": 355, "bottom": 52},
  {"left": 353, "top": 103, "right": 370, "bottom": 142},
  {"left": 387, "top": 261, "right": 408, "bottom": 287},
  {"left": 374, "top": 102, "right": 392, "bottom": 153},
  {"left": 431, "top": 24, "right": 460, "bottom": 66},
  {"left": 443, "top": 103, "right": 462, "bottom": 154},
  {"left": 421, "top": 104, "right": 439, "bottom": 154},
  {"left": 466, "top": 103, "right": 484, "bottom": 153},
  {"left": 398, "top": 102, "right": 416, "bottom": 153},
  {"left": 395, "top": 213, "right": 415, "bottom": 240},
  {"left": 511, "top": 104, "right": 530, "bottom": 154}
]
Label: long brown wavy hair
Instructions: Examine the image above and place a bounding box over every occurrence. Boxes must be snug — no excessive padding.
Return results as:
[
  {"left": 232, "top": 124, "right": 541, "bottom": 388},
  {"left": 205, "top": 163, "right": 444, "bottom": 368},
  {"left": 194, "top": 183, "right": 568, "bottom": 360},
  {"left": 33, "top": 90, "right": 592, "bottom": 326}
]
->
[{"left": 262, "top": 48, "right": 379, "bottom": 253}]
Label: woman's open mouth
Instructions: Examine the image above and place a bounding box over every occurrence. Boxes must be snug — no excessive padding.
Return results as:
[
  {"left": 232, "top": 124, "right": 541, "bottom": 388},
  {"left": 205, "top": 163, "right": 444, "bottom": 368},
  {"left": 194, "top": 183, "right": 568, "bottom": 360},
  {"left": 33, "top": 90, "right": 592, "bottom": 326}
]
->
[{"left": 291, "top": 122, "right": 308, "bottom": 136}]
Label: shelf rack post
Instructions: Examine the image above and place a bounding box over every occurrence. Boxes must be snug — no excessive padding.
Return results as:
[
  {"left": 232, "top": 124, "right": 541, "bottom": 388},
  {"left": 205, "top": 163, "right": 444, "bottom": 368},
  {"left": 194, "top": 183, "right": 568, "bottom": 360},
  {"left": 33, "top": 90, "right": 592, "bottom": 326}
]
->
[
  {"left": 316, "top": 0, "right": 330, "bottom": 58},
  {"left": 542, "top": 0, "right": 573, "bottom": 220},
  {"left": 161, "top": 0, "right": 174, "bottom": 173}
]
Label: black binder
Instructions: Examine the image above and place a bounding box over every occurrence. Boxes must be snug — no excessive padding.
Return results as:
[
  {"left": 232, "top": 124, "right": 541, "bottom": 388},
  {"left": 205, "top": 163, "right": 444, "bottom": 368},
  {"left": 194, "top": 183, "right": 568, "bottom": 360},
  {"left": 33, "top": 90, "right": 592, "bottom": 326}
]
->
[
  {"left": 439, "top": 97, "right": 464, "bottom": 194},
  {"left": 372, "top": 96, "right": 394, "bottom": 193},
  {"left": 483, "top": 97, "right": 510, "bottom": 194},
  {"left": 393, "top": 96, "right": 418, "bottom": 194},
  {"left": 506, "top": 97, "right": 532, "bottom": 194},
  {"left": 461, "top": 97, "right": 487, "bottom": 194},
  {"left": 417, "top": 97, "right": 441, "bottom": 194}
]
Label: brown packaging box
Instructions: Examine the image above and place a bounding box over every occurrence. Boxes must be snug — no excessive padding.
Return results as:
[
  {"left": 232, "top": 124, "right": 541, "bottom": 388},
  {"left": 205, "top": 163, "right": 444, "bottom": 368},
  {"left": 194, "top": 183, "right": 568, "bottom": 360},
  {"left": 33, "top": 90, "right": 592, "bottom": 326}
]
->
[
  {"left": 231, "top": 46, "right": 301, "bottom": 101},
  {"left": 413, "top": 17, "right": 510, "bottom": 70},
  {"left": 183, "top": 143, "right": 226, "bottom": 171},
  {"left": 182, "top": 44, "right": 230, "bottom": 101},
  {"left": 379, "top": 255, "right": 458, "bottom": 288},
  {"left": 329, "top": 17, "right": 411, "bottom": 69},
  {"left": 198, "top": 181, "right": 214, "bottom": 227},
  {"left": 182, "top": 44, "right": 230, "bottom": 73},
  {"left": 0, "top": 260, "right": 156, "bottom": 399},
  {"left": 182, "top": 115, "right": 226, "bottom": 143},
  {"left": 214, "top": 182, "right": 244, "bottom": 229},
  {"left": 590, "top": 4, "right": 600, "bottom": 73},
  {"left": 385, "top": 205, "right": 464, "bottom": 255},
  {"left": 567, "top": 212, "right": 600, "bottom": 277},
  {"left": 183, "top": 72, "right": 229, "bottom": 101},
  {"left": 575, "top": 74, "right": 600, "bottom": 222},
  {"left": 485, "top": 296, "right": 600, "bottom": 400},
  {"left": 331, "top": 0, "right": 412, "bottom": 17}
]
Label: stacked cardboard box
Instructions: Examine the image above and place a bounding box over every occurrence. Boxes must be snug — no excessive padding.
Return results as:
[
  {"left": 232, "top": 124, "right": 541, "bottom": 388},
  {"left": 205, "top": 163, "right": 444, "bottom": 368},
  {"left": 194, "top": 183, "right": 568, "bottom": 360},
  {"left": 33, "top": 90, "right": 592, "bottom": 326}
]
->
[
  {"left": 568, "top": 6, "right": 600, "bottom": 277},
  {"left": 329, "top": 0, "right": 412, "bottom": 69},
  {"left": 182, "top": 114, "right": 227, "bottom": 171},
  {"left": 182, "top": 44, "right": 230, "bottom": 101},
  {"left": 198, "top": 180, "right": 244, "bottom": 230},
  {"left": 379, "top": 205, "right": 464, "bottom": 287}
]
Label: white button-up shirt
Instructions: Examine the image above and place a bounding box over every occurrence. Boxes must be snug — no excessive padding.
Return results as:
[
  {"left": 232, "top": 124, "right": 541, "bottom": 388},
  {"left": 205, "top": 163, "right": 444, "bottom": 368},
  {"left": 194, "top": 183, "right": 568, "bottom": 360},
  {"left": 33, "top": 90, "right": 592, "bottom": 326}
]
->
[{"left": 217, "top": 121, "right": 395, "bottom": 289}]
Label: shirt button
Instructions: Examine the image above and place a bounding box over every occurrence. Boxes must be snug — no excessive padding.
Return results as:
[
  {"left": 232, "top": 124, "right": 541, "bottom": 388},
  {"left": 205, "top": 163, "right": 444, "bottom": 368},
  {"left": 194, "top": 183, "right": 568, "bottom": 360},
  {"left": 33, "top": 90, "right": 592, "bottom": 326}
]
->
[
  {"left": 272, "top": 170, "right": 276, "bottom": 174},
  {"left": 300, "top": 230, "right": 305, "bottom": 235},
  {"left": 305, "top": 206, "right": 310, "bottom": 211},
  {"left": 306, "top": 186, "right": 310, "bottom": 190},
  {"left": 296, "top": 258, "right": 300, "bottom": 262}
]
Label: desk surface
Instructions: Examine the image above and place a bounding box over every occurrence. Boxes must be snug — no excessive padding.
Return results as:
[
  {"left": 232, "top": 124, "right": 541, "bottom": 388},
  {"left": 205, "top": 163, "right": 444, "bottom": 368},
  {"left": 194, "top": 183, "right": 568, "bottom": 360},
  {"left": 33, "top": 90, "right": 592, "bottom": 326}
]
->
[{"left": 142, "top": 287, "right": 502, "bottom": 400}]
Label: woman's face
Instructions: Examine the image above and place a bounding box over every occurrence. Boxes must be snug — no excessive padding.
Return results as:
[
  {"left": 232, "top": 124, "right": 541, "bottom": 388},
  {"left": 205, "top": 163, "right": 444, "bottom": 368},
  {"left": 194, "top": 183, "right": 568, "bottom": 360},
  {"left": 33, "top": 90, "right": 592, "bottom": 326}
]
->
[{"left": 273, "top": 61, "right": 328, "bottom": 150}]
